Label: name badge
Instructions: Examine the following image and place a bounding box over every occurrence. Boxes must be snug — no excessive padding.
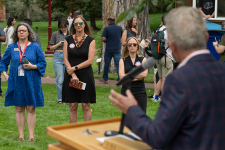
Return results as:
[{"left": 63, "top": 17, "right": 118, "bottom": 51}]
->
[
  {"left": 14, "top": 48, "right": 19, "bottom": 51},
  {"left": 18, "top": 65, "right": 24, "bottom": 76}
]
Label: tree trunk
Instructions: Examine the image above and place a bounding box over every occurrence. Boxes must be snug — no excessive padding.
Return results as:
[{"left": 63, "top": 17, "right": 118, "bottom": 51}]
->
[
  {"left": 100, "top": 0, "right": 151, "bottom": 73},
  {"left": 90, "top": 13, "right": 100, "bottom": 30},
  {"left": 26, "top": 0, "right": 30, "bottom": 19}
]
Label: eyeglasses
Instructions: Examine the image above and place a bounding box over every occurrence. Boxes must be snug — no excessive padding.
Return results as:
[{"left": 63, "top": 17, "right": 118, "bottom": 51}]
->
[
  {"left": 127, "top": 43, "right": 137, "bottom": 47},
  {"left": 74, "top": 22, "right": 84, "bottom": 26},
  {"left": 17, "top": 30, "right": 27, "bottom": 33}
]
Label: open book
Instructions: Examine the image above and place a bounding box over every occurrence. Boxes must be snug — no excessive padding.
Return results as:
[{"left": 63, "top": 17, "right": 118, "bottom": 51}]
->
[{"left": 69, "top": 79, "right": 86, "bottom": 90}]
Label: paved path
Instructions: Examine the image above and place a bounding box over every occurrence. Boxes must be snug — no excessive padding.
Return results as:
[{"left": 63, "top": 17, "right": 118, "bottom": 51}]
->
[
  {"left": 0, "top": 56, "right": 154, "bottom": 88},
  {"left": 1, "top": 75, "right": 154, "bottom": 89}
]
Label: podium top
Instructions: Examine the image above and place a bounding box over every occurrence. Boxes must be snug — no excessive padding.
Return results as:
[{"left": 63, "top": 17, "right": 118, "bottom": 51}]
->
[{"left": 46, "top": 117, "right": 134, "bottom": 150}]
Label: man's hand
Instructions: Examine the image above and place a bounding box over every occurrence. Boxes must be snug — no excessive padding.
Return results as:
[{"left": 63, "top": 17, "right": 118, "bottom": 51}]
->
[
  {"left": 204, "top": 15, "right": 211, "bottom": 19},
  {"left": 109, "top": 89, "right": 138, "bottom": 114}
]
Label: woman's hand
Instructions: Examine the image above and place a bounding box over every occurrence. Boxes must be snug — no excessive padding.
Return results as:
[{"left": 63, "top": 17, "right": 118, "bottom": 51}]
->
[
  {"left": 67, "top": 67, "right": 75, "bottom": 75},
  {"left": 23, "top": 62, "right": 37, "bottom": 70},
  {"left": 144, "top": 39, "right": 151, "bottom": 48},
  {"left": 58, "top": 41, "right": 64, "bottom": 47},
  {"left": 3, "top": 71, "right": 8, "bottom": 82},
  {"left": 131, "top": 28, "right": 138, "bottom": 35},
  {"left": 71, "top": 73, "right": 79, "bottom": 86}
]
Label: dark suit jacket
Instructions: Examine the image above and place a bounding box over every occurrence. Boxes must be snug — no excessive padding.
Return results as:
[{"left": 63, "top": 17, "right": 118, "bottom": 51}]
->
[{"left": 124, "top": 54, "right": 225, "bottom": 150}]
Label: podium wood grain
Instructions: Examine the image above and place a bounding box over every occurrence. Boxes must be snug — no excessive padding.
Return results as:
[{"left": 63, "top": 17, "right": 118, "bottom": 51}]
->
[{"left": 46, "top": 117, "right": 136, "bottom": 150}]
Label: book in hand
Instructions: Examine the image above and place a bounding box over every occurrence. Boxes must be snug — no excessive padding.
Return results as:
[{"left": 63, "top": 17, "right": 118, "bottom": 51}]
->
[{"left": 69, "top": 79, "right": 86, "bottom": 90}]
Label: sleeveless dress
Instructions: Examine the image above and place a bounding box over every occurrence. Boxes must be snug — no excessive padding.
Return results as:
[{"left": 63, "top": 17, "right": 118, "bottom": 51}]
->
[
  {"left": 62, "top": 35, "right": 96, "bottom": 103},
  {"left": 126, "top": 29, "right": 136, "bottom": 40},
  {"left": 121, "top": 56, "right": 147, "bottom": 113}
]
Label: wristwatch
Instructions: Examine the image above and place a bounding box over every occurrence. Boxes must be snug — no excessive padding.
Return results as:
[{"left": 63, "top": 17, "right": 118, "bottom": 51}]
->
[{"left": 75, "top": 66, "right": 78, "bottom": 71}]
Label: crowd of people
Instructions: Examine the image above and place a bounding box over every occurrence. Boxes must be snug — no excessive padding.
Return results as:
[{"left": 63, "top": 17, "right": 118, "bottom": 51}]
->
[{"left": 0, "top": 4, "right": 224, "bottom": 149}]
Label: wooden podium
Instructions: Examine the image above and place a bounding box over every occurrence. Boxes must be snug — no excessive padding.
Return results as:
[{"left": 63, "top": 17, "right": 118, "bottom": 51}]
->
[{"left": 46, "top": 117, "right": 152, "bottom": 150}]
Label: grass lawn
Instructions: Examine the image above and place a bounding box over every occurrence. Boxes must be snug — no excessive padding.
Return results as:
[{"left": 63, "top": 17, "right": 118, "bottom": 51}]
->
[
  {"left": 0, "top": 82, "right": 159, "bottom": 150},
  {"left": 0, "top": 14, "right": 163, "bottom": 82}
]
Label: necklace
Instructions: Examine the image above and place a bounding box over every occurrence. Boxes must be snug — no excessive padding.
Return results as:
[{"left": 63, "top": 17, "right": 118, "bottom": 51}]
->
[{"left": 75, "top": 34, "right": 86, "bottom": 47}]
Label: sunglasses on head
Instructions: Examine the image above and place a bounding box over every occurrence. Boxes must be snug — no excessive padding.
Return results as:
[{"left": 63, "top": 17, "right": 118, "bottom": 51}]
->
[
  {"left": 127, "top": 43, "right": 137, "bottom": 47},
  {"left": 74, "top": 22, "right": 84, "bottom": 26}
]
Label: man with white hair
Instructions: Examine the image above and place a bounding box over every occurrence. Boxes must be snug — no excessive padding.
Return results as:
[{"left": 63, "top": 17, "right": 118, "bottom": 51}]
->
[{"left": 109, "top": 6, "right": 225, "bottom": 150}]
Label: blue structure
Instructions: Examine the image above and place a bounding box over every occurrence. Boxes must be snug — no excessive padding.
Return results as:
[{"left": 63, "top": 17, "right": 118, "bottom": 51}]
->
[{"left": 206, "top": 21, "right": 225, "bottom": 60}]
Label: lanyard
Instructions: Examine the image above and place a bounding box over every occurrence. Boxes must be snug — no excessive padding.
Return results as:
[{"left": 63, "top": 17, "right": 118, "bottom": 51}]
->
[{"left": 18, "top": 41, "right": 29, "bottom": 62}]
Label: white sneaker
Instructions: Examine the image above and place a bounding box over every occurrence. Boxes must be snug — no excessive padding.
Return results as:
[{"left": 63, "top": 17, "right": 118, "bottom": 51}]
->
[{"left": 151, "top": 97, "right": 161, "bottom": 102}]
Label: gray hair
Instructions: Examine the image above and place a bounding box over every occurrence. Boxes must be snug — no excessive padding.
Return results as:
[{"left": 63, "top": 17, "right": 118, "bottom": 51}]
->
[
  {"left": 12, "top": 22, "right": 36, "bottom": 42},
  {"left": 165, "top": 6, "right": 207, "bottom": 51}
]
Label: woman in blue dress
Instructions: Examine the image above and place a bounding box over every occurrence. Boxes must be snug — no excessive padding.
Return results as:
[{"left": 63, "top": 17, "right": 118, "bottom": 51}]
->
[{"left": 0, "top": 22, "right": 46, "bottom": 142}]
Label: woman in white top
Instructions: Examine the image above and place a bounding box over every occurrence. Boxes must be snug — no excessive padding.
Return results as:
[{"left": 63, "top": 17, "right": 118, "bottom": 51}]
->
[{"left": 4, "top": 17, "right": 16, "bottom": 48}]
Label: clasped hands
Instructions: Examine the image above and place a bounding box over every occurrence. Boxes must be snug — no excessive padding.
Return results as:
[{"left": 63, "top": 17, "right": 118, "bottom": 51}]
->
[
  {"left": 67, "top": 67, "right": 79, "bottom": 86},
  {"left": 108, "top": 89, "right": 138, "bottom": 114}
]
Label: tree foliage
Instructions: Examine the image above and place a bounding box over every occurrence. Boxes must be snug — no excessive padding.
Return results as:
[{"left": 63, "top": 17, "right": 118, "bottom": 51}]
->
[
  {"left": 116, "top": 0, "right": 185, "bottom": 23},
  {"left": 38, "top": 0, "right": 102, "bottom": 20}
]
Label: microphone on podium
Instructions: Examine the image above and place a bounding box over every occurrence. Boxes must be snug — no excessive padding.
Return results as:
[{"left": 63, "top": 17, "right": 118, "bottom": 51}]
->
[{"left": 105, "top": 58, "right": 156, "bottom": 140}]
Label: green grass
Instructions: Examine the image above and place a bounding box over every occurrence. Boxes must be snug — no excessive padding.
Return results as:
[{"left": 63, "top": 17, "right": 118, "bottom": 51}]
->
[
  {"left": 44, "top": 58, "right": 154, "bottom": 83},
  {"left": 0, "top": 14, "right": 163, "bottom": 82},
  {"left": 0, "top": 82, "right": 159, "bottom": 150},
  {"left": 149, "top": 14, "right": 164, "bottom": 32},
  {"left": 0, "top": 20, "right": 103, "bottom": 54}
]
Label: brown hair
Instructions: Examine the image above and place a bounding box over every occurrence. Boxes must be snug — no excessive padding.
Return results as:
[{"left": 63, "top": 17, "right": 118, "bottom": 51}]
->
[
  {"left": 74, "top": 10, "right": 83, "bottom": 18},
  {"left": 122, "top": 37, "right": 141, "bottom": 58},
  {"left": 125, "top": 17, "right": 136, "bottom": 33},
  {"left": 58, "top": 18, "right": 69, "bottom": 29},
  {"left": 69, "top": 15, "right": 92, "bottom": 36}
]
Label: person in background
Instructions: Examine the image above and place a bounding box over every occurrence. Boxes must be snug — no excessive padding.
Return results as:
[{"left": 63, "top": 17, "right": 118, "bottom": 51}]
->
[
  {"left": 109, "top": 7, "right": 225, "bottom": 149},
  {"left": 145, "top": 26, "right": 161, "bottom": 100},
  {"left": 50, "top": 18, "right": 69, "bottom": 104},
  {"left": 67, "top": 12, "right": 72, "bottom": 19},
  {"left": 121, "top": 17, "right": 139, "bottom": 46},
  {"left": 0, "top": 25, "right": 6, "bottom": 98},
  {"left": 62, "top": 15, "right": 96, "bottom": 123},
  {"left": 3, "top": 17, "right": 16, "bottom": 48},
  {"left": 0, "top": 22, "right": 46, "bottom": 142},
  {"left": 199, "top": 0, "right": 215, "bottom": 19},
  {"left": 99, "top": 16, "right": 123, "bottom": 83},
  {"left": 67, "top": 10, "right": 83, "bottom": 31},
  {"left": 213, "top": 34, "right": 225, "bottom": 63},
  {"left": 23, "top": 18, "right": 41, "bottom": 46},
  {"left": 120, "top": 37, "right": 148, "bottom": 113}
]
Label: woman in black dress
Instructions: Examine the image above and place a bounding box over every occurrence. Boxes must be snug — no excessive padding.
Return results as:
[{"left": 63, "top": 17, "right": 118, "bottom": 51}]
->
[
  {"left": 62, "top": 15, "right": 96, "bottom": 123},
  {"left": 119, "top": 37, "right": 148, "bottom": 113}
]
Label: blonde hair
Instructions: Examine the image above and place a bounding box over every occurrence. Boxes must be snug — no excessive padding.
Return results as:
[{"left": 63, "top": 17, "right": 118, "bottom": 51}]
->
[
  {"left": 69, "top": 15, "right": 92, "bottom": 36},
  {"left": 122, "top": 37, "right": 141, "bottom": 58}
]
